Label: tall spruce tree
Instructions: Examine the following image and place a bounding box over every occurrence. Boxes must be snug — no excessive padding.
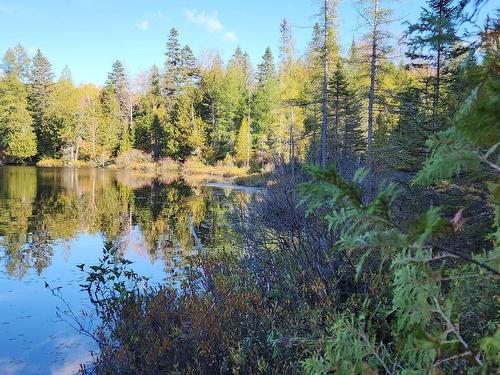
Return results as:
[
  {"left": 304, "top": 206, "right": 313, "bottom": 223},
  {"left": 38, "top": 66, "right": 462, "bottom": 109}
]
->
[
  {"left": 252, "top": 47, "right": 279, "bottom": 166},
  {"left": 329, "top": 62, "right": 364, "bottom": 161},
  {"left": 106, "top": 60, "right": 132, "bottom": 153},
  {"left": 406, "top": 0, "right": 463, "bottom": 125},
  {"left": 28, "top": 49, "right": 54, "bottom": 156},
  {"left": 163, "top": 28, "right": 183, "bottom": 100}
]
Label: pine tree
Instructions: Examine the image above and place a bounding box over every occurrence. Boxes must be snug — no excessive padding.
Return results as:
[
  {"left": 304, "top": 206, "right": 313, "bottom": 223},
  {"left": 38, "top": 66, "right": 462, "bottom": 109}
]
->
[
  {"left": 302, "top": 23, "right": 323, "bottom": 164},
  {"left": 134, "top": 65, "right": 166, "bottom": 157},
  {"left": 60, "top": 65, "right": 72, "bottom": 83},
  {"left": 318, "top": 0, "right": 340, "bottom": 169},
  {"left": 106, "top": 60, "right": 130, "bottom": 119},
  {"left": 179, "top": 45, "right": 198, "bottom": 84},
  {"left": 279, "top": 19, "right": 307, "bottom": 171},
  {"left": 0, "top": 74, "right": 36, "bottom": 159},
  {"left": 28, "top": 49, "right": 54, "bottom": 156},
  {"left": 328, "top": 62, "right": 364, "bottom": 162},
  {"left": 226, "top": 46, "right": 252, "bottom": 141},
  {"left": 168, "top": 86, "right": 198, "bottom": 160},
  {"left": 406, "top": 0, "right": 462, "bottom": 123},
  {"left": 106, "top": 60, "right": 132, "bottom": 154},
  {"left": 199, "top": 54, "right": 234, "bottom": 162},
  {"left": 256, "top": 47, "right": 275, "bottom": 85},
  {"left": 252, "top": 47, "right": 279, "bottom": 166},
  {"left": 163, "top": 28, "right": 183, "bottom": 100}
]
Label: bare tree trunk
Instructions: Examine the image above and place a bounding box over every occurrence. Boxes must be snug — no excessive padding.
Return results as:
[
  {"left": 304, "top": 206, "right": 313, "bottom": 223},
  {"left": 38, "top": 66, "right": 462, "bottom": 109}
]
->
[
  {"left": 91, "top": 115, "right": 96, "bottom": 160},
  {"left": 129, "top": 95, "right": 133, "bottom": 140},
  {"left": 434, "top": 3, "right": 443, "bottom": 129},
  {"left": 320, "top": 0, "right": 329, "bottom": 170},
  {"left": 247, "top": 96, "right": 251, "bottom": 168},
  {"left": 334, "top": 84, "right": 339, "bottom": 163},
  {"left": 291, "top": 107, "right": 295, "bottom": 178},
  {"left": 367, "top": 0, "right": 379, "bottom": 165}
]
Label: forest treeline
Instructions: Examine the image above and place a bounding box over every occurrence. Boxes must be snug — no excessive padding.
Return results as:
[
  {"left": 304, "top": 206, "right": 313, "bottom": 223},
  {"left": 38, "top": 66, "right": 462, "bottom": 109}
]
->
[{"left": 2, "top": 0, "right": 486, "bottom": 171}]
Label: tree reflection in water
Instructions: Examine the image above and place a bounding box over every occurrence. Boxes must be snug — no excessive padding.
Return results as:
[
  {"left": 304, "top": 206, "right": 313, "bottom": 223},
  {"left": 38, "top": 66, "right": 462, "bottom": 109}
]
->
[{"left": 0, "top": 166, "right": 250, "bottom": 278}]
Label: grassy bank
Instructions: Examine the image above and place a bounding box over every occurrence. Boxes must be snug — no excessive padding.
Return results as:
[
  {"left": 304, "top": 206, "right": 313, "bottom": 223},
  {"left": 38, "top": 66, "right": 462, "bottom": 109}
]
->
[{"left": 34, "top": 150, "right": 258, "bottom": 182}]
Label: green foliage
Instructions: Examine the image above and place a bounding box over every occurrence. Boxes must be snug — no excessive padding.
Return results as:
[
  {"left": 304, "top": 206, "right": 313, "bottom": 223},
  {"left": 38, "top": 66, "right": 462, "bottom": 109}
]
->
[
  {"left": 235, "top": 117, "right": 251, "bottom": 166},
  {"left": 0, "top": 74, "right": 37, "bottom": 159},
  {"left": 28, "top": 48, "right": 54, "bottom": 156},
  {"left": 1, "top": 44, "right": 31, "bottom": 82},
  {"left": 299, "top": 39, "right": 500, "bottom": 373},
  {"left": 415, "top": 53, "right": 500, "bottom": 185}
]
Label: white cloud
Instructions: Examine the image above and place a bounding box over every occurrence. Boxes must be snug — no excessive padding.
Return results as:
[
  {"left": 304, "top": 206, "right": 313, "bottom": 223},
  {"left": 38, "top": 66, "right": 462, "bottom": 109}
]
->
[
  {"left": 184, "top": 9, "right": 223, "bottom": 33},
  {"left": 137, "top": 20, "right": 149, "bottom": 31},
  {"left": 184, "top": 9, "right": 237, "bottom": 43},
  {"left": 224, "top": 32, "right": 237, "bottom": 42}
]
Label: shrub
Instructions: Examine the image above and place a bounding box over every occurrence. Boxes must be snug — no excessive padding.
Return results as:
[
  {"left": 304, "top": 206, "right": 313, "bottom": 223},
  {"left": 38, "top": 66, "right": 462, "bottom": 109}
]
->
[
  {"left": 158, "top": 157, "right": 180, "bottom": 172},
  {"left": 182, "top": 155, "right": 207, "bottom": 174},
  {"left": 114, "top": 149, "right": 155, "bottom": 171},
  {"left": 36, "top": 157, "right": 64, "bottom": 167}
]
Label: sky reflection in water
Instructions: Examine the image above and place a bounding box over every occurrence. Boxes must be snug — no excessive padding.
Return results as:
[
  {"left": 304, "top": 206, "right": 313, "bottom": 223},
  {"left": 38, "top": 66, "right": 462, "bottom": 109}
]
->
[{"left": 0, "top": 166, "right": 249, "bottom": 374}]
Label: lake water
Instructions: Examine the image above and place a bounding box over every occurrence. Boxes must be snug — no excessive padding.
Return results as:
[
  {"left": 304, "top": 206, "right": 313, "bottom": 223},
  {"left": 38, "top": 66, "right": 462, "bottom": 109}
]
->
[{"left": 0, "top": 166, "right": 250, "bottom": 375}]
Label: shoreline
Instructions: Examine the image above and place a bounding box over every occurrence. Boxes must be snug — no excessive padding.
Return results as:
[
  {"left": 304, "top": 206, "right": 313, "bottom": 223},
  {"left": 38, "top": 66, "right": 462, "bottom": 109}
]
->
[{"left": 0, "top": 162, "right": 268, "bottom": 188}]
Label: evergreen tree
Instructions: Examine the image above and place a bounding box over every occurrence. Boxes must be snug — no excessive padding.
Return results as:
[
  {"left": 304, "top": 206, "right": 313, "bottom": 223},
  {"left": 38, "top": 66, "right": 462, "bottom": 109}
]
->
[
  {"left": 226, "top": 47, "right": 252, "bottom": 138},
  {"left": 328, "top": 62, "right": 364, "bottom": 161},
  {"left": 252, "top": 47, "right": 279, "bottom": 166},
  {"left": 318, "top": 0, "right": 340, "bottom": 169},
  {"left": 199, "top": 54, "right": 234, "bottom": 162},
  {"left": 0, "top": 74, "right": 37, "bottom": 159},
  {"left": 256, "top": 47, "right": 275, "bottom": 85},
  {"left": 168, "top": 86, "right": 199, "bottom": 160},
  {"left": 179, "top": 45, "right": 198, "bottom": 84},
  {"left": 303, "top": 23, "right": 324, "bottom": 164},
  {"left": 106, "top": 60, "right": 132, "bottom": 154},
  {"left": 98, "top": 85, "right": 121, "bottom": 162},
  {"left": 28, "top": 49, "right": 54, "bottom": 156},
  {"left": 134, "top": 65, "right": 166, "bottom": 157},
  {"left": 279, "top": 19, "right": 308, "bottom": 170},
  {"left": 60, "top": 65, "right": 73, "bottom": 82},
  {"left": 406, "top": 0, "right": 463, "bottom": 122},
  {"left": 163, "top": 28, "right": 183, "bottom": 100}
]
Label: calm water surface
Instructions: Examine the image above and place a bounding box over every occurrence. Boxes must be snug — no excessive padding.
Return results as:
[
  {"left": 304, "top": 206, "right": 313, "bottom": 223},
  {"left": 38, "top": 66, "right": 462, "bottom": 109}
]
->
[{"left": 0, "top": 166, "right": 250, "bottom": 374}]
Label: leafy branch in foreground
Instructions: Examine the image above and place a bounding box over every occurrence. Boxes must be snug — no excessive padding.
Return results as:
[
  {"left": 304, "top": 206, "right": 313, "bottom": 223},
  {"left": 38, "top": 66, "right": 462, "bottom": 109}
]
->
[{"left": 300, "top": 164, "right": 499, "bottom": 374}]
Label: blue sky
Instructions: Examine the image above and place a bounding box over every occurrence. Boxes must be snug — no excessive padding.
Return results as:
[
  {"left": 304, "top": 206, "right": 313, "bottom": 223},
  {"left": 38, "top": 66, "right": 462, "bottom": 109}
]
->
[{"left": 0, "top": 0, "right": 496, "bottom": 85}]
